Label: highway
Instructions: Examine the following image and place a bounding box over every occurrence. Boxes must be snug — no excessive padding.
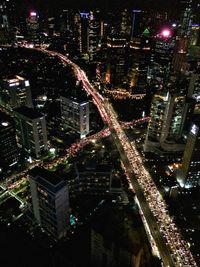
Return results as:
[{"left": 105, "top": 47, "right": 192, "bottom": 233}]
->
[
  {"left": 44, "top": 49, "right": 197, "bottom": 267},
  {"left": 0, "top": 45, "right": 197, "bottom": 266}
]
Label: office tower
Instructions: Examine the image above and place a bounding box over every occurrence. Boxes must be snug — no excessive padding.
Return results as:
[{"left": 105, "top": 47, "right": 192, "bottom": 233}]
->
[
  {"left": 128, "top": 36, "right": 151, "bottom": 91},
  {"left": 0, "top": 75, "right": 33, "bottom": 111},
  {"left": 120, "top": 9, "right": 131, "bottom": 36},
  {"left": 172, "top": 37, "right": 189, "bottom": 72},
  {"left": 26, "top": 11, "right": 39, "bottom": 43},
  {"left": 78, "top": 12, "right": 89, "bottom": 54},
  {"left": 59, "top": 9, "right": 70, "bottom": 33},
  {"left": 14, "top": 106, "right": 48, "bottom": 158},
  {"left": 131, "top": 10, "right": 143, "bottom": 39},
  {"left": 68, "top": 162, "right": 121, "bottom": 197},
  {"left": 144, "top": 86, "right": 195, "bottom": 153},
  {"left": 28, "top": 167, "right": 69, "bottom": 239},
  {"left": 0, "top": 111, "right": 19, "bottom": 171},
  {"left": 88, "top": 11, "right": 100, "bottom": 61},
  {"left": 148, "top": 30, "right": 175, "bottom": 86},
  {"left": 105, "top": 36, "right": 128, "bottom": 86},
  {"left": 60, "top": 82, "right": 90, "bottom": 139},
  {"left": 177, "top": 122, "right": 200, "bottom": 188},
  {"left": 0, "top": 0, "right": 15, "bottom": 28},
  {"left": 179, "top": 0, "right": 193, "bottom": 37}
]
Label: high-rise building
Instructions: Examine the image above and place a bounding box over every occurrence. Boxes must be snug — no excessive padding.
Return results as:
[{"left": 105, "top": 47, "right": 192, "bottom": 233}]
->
[
  {"left": 120, "top": 9, "right": 131, "bottom": 37},
  {"left": 179, "top": 0, "right": 193, "bottom": 37},
  {"left": 144, "top": 87, "right": 195, "bottom": 153},
  {"left": 177, "top": 122, "right": 200, "bottom": 188},
  {"left": 78, "top": 12, "right": 89, "bottom": 54},
  {"left": 28, "top": 166, "right": 69, "bottom": 239},
  {"left": 128, "top": 36, "right": 151, "bottom": 91},
  {"left": 60, "top": 82, "right": 90, "bottom": 139},
  {"left": 172, "top": 37, "right": 189, "bottom": 72},
  {"left": 14, "top": 106, "right": 48, "bottom": 158},
  {"left": 88, "top": 11, "right": 100, "bottom": 61},
  {"left": 0, "top": 0, "right": 15, "bottom": 29},
  {"left": 148, "top": 31, "right": 175, "bottom": 86},
  {"left": 26, "top": 11, "right": 40, "bottom": 43},
  {"left": 105, "top": 36, "right": 128, "bottom": 86},
  {"left": 0, "top": 111, "right": 19, "bottom": 171},
  {"left": 0, "top": 75, "right": 33, "bottom": 111},
  {"left": 68, "top": 162, "right": 121, "bottom": 197},
  {"left": 131, "top": 10, "right": 143, "bottom": 39}
]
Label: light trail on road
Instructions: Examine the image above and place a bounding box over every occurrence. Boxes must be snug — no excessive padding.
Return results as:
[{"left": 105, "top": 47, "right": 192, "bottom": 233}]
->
[{"left": 48, "top": 50, "right": 197, "bottom": 267}]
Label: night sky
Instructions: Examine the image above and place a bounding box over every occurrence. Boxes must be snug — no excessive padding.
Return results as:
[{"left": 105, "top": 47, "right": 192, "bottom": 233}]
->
[{"left": 15, "top": 0, "right": 181, "bottom": 16}]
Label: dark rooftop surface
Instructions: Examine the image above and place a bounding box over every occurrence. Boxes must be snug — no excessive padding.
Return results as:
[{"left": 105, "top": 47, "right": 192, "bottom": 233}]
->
[
  {"left": 28, "top": 167, "right": 66, "bottom": 193},
  {"left": 77, "top": 163, "right": 112, "bottom": 173},
  {"left": 14, "top": 106, "right": 43, "bottom": 120},
  {"left": 61, "top": 82, "right": 89, "bottom": 103}
]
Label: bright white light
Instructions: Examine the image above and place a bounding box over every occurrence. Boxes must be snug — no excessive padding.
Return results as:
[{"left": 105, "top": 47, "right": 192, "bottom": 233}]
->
[
  {"left": 50, "top": 148, "right": 56, "bottom": 154},
  {"left": 161, "top": 29, "right": 171, "bottom": 38},
  {"left": 25, "top": 80, "right": 30, "bottom": 87},
  {"left": 1, "top": 122, "right": 8, "bottom": 126},
  {"left": 30, "top": 12, "right": 37, "bottom": 17}
]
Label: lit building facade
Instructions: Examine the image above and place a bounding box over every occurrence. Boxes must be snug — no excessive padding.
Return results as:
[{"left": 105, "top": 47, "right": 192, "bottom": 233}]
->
[
  {"left": 131, "top": 9, "right": 143, "bottom": 39},
  {"left": 148, "top": 35, "right": 175, "bottom": 86},
  {"left": 0, "top": 0, "right": 15, "bottom": 28},
  {"left": 68, "top": 163, "right": 121, "bottom": 197},
  {"left": 177, "top": 123, "right": 200, "bottom": 188},
  {"left": 144, "top": 90, "right": 194, "bottom": 153},
  {"left": 14, "top": 106, "right": 48, "bottom": 158},
  {"left": 0, "top": 75, "right": 33, "bottom": 110},
  {"left": 26, "top": 11, "right": 40, "bottom": 43},
  {"left": 88, "top": 11, "right": 100, "bottom": 61},
  {"left": 60, "top": 84, "right": 90, "bottom": 139},
  {"left": 106, "top": 36, "right": 128, "bottom": 86},
  {"left": 28, "top": 167, "right": 69, "bottom": 239},
  {"left": 78, "top": 12, "right": 89, "bottom": 54},
  {"left": 0, "top": 111, "right": 19, "bottom": 171},
  {"left": 128, "top": 36, "right": 151, "bottom": 91}
]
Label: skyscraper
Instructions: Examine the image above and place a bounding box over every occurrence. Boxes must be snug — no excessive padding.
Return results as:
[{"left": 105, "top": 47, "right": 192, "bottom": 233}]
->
[
  {"left": 179, "top": 0, "right": 193, "bottom": 38},
  {"left": 0, "top": 0, "right": 15, "bottom": 29},
  {"left": 177, "top": 122, "right": 200, "bottom": 188},
  {"left": 0, "top": 75, "right": 33, "bottom": 111},
  {"left": 60, "top": 82, "right": 90, "bottom": 139},
  {"left": 148, "top": 31, "right": 175, "bottom": 86},
  {"left": 131, "top": 10, "right": 143, "bottom": 39},
  {"left": 105, "top": 36, "right": 128, "bottom": 86},
  {"left": 0, "top": 111, "right": 19, "bottom": 171},
  {"left": 88, "top": 11, "right": 100, "bottom": 61},
  {"left": 28, "top": 167, "right": 69, "bottom": 239},
  {"left": 78, "top": 12, "right": 89, "bottom": 54},
  {"left": 14, "top": 106, "right": 48, "bottom": 158},
  {"left": 144, "top": 87, "right": 194, "bottom": 153},
  {"left": 26, "top": 11, "right": 40, "bottom": 44}
]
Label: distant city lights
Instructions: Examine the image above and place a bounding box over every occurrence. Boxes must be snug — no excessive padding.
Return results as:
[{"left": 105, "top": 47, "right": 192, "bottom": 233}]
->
[{"left": 30, "top": 11, "right": 37, "bottom": 17}]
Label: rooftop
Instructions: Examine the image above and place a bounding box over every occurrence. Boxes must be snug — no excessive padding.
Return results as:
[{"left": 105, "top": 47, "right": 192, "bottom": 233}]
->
[
  {"left": 14, "top": 106, "right": 43, "bottom": 120},
  {"left": 28, "top": 167, "right": 66, "bottom": 193}
]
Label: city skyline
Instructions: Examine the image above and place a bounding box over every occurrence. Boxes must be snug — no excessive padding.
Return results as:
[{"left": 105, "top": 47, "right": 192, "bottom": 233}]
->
[{"left": 0, "top": 0, "right": 200, "bottom": 266}]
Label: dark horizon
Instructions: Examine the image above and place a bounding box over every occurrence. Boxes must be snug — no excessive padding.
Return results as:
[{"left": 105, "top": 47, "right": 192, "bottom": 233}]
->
[{"left": 15, "top": 0, "right": 181, "bottom": 17}]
